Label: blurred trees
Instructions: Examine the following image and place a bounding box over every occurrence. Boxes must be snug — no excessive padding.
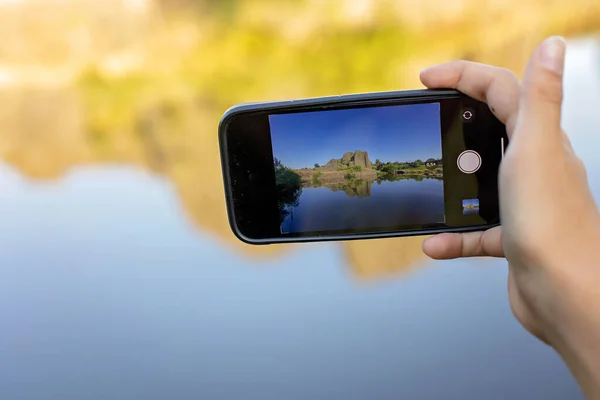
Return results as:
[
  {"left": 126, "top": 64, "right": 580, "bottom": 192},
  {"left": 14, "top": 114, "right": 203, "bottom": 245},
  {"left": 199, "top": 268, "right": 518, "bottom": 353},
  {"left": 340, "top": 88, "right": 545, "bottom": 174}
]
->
[
  {"left": 0, "top": 0, "right": 599, "bottom": 276},
  {"left": 154, "top": 0, "right": 241, "bottom": 17}
]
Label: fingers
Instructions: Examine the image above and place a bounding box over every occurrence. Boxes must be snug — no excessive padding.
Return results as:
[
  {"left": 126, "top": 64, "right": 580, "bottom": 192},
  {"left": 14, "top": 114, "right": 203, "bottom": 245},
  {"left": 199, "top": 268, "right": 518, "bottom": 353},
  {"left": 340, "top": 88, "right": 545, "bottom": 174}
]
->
[
  {"left": 420, "top": 61, "right": 520, "bottom": 135},
  {"left": 515, "top": 36, "right": 567, "bottom": 146},
  {"left": 422, "top": 227, "right": 504, "bottom": 259}
]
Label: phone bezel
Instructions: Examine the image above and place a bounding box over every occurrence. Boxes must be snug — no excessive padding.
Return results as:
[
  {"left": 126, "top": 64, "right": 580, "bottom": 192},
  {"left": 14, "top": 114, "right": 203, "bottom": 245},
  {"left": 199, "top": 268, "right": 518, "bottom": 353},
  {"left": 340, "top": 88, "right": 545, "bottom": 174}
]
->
[{"left": 219, "top": 89, "right": 507, "bottom": 245}]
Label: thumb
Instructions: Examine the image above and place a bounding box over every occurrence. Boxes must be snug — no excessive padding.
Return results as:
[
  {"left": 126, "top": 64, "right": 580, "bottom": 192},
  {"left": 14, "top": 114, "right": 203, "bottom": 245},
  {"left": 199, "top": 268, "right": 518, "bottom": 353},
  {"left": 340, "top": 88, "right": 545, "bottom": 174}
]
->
[{"left": 515, "top": 36, "right": 567, "bottom": 144}]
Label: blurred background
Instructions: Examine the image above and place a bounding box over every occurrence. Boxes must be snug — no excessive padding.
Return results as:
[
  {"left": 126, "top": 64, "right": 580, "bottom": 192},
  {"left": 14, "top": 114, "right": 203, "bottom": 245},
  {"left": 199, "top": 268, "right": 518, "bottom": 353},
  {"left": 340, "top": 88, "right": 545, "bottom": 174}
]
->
[{"left": 0, "top": 0, "right": 599, "bottom": 399}]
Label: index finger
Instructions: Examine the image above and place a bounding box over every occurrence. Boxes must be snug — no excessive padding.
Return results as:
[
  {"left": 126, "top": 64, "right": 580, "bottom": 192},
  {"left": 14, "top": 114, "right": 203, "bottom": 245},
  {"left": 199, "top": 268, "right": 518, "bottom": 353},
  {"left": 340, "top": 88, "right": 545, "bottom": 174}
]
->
[
  {"left": 422, "top": 226, "right": 504, "bottom": 259},
  {"left": 420, "top": 61, "right": 520, "bottom": 137}
]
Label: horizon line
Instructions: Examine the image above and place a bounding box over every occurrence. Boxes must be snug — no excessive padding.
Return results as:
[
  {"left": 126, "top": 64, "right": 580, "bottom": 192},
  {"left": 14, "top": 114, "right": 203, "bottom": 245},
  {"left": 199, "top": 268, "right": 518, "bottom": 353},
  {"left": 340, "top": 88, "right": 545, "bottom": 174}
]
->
[{"left": 282, "top": 156, "right": 443, "bottom": 169}]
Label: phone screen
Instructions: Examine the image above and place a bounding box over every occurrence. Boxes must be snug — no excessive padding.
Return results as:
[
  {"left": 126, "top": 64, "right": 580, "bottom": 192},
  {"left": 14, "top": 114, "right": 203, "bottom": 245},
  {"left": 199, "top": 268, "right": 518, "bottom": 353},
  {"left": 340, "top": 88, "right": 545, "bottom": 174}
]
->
[
  {"left": 221, "top": 92, "right": 506, "bottom": 242},
  {"left": 269, "top": 102, "right": 446, "bottom": 235}
]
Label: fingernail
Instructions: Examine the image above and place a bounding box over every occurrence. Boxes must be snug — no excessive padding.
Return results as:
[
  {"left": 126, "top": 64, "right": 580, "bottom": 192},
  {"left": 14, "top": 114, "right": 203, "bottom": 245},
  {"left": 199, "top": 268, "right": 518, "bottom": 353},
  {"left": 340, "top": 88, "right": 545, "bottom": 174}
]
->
[{"left": 538, "top": 36, "right": 566, "bottom": 76}]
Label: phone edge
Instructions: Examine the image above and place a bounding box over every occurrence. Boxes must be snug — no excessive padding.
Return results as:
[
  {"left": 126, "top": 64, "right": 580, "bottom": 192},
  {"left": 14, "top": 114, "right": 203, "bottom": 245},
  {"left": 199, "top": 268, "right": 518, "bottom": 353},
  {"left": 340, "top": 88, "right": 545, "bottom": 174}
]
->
[
  {"left": 219, "top": 89, "right": 461, "bottom": 122},
  {"left": 240, "top": 223, "right": 501, "bottom": 245},
  {"left": 218, "top": 88, "right": 481, "bottom": 246}
]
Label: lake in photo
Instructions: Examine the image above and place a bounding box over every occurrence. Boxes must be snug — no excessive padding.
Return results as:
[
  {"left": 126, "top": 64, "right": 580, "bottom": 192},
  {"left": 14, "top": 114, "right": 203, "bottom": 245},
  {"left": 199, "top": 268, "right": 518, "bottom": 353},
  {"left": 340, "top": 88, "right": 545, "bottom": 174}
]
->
[{"left": 281, "top": 177, "right": 445, "bottom": 233}]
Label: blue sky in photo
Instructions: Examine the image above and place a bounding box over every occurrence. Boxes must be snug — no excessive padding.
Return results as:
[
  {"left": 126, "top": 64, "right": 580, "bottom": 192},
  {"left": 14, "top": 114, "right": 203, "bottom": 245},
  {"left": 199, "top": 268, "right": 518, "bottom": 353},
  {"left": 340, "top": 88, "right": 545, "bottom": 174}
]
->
[{"left": 269, "top": 102, "right": 442, "bottom": 169}]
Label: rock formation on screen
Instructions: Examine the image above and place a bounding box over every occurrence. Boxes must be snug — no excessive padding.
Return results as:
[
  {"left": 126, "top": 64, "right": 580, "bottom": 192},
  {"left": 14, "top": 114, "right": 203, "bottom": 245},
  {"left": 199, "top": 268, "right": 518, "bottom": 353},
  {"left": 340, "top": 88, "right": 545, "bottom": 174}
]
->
[{"left": 322, "top": 150, "right": 372, "bottom": 170}]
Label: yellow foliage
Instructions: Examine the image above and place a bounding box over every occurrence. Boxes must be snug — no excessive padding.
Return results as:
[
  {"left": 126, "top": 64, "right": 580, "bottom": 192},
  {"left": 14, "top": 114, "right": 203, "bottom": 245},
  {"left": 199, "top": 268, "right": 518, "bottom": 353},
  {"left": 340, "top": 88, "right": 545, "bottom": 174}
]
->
[{"left": 0, "top": 0, "right": 599, "bottom": 280}]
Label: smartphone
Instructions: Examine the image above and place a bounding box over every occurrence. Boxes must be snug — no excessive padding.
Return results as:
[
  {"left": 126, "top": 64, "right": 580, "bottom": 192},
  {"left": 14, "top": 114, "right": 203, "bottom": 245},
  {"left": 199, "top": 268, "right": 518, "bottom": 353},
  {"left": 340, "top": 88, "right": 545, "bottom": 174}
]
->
[{"left": 219, "top": 89, "right": 507, "bottom": 245}]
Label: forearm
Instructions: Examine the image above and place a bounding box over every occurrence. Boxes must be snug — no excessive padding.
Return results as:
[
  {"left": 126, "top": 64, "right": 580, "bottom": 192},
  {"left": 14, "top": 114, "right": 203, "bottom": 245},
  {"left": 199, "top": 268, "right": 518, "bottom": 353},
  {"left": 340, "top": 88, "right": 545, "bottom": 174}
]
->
[
  {"left": 556, "top": 325, "right": 600, "bottom": 399},
  {"left": 532, "top": 236, "right": 600, "bottom": 399},
  {"left": 551, "top": 271, "right": 600, "bottom": 399}
]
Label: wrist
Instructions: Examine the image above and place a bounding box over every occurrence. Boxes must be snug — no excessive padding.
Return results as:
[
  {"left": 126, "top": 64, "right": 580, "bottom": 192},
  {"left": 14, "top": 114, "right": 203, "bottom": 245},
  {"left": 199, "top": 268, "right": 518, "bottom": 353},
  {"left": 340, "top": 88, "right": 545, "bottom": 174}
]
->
[
  {"left": 552, "top": 308, "right": 600, "bottom": 399},
  {"left": 547, "top": 251, "right": 600, "bottom": 398}
]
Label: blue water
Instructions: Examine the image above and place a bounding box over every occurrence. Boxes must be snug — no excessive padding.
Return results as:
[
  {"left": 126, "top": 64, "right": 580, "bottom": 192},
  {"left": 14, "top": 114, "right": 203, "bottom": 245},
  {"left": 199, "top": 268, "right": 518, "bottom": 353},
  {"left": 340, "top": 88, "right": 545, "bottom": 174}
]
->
[
  {"left": 0, "top": 163, "right": 579, "bottom": 400},
  {"left": 282, "top": 179, "right": 445, "bottom": 233}
]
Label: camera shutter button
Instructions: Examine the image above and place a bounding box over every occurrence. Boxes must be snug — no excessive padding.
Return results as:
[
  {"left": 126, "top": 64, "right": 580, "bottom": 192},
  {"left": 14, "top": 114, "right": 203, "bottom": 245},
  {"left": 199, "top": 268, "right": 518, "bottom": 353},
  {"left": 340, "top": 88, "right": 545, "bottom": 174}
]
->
[{"left": 457, "top": 150, "right": 481, "bottom": 174}]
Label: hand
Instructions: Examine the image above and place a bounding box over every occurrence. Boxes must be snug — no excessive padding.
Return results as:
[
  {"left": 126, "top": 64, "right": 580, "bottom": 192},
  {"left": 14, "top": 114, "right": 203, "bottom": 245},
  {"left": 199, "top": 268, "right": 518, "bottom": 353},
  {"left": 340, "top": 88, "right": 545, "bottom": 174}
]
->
[
  {"left": 419, "top": 57, "right": 521, "bottom": 260},
  {"left": 421, "top": 37, "right": 600, "bottom": 397}
]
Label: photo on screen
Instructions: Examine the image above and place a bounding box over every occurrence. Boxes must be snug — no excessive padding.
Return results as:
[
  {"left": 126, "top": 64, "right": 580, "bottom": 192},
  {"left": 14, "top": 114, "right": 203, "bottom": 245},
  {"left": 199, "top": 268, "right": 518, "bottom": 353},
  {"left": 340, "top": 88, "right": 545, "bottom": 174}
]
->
[
  {"left": 462, "top": 198, "right": 480, "bottom": 216},
  {"left": 269, "top": 103, "right": 445, "bottom": 234}
]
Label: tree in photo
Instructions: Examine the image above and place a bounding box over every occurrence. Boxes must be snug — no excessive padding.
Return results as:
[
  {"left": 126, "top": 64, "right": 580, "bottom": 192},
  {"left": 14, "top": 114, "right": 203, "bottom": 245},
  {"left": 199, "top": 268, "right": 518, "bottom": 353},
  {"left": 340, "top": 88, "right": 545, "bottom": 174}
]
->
[{"left": 274, "top": 158, "right": 303, "bottom": 223}]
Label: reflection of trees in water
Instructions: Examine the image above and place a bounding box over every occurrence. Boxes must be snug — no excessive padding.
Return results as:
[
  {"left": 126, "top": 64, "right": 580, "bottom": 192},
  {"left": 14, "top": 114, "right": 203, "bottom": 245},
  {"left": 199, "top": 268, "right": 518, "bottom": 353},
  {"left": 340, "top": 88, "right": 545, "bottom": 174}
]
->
[
  {"left": 1, "top": 2, "right": 598, "bottom": 280},
  {"left": 323, "top": 179, "right": 373, "bottom": 198},
  {"left": 307, "top": 175, "right": 443, "bottom": 199},
  {"left": 0, "top": 84, "right": 428, "bottom": 279},
  {"left": 274, "top": 158, "right": 303, "bottom": 224},
  {"left": 342, "top": 179, "right": 372, "bottom": 198},
  {"left": 376, "top": 175, "right": 443, "bottom": 184}
]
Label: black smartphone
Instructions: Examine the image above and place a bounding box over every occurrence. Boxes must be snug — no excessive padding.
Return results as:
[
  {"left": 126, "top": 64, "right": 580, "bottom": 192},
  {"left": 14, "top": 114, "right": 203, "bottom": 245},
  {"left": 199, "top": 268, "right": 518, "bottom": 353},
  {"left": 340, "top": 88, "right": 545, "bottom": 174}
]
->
[{"left": 219, "top": 89, "right": 507, "bottom": 245}]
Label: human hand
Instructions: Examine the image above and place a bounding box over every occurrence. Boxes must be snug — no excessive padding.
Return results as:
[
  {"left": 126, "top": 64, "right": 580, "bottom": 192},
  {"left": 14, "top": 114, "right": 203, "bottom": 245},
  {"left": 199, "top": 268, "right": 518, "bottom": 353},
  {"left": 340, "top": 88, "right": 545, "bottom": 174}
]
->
[
  {"left": 421, "top": 37, "right": 600, "bottom": 397},
  {"left": 419, "top": 56, "right": 521, "bottom": 260}
]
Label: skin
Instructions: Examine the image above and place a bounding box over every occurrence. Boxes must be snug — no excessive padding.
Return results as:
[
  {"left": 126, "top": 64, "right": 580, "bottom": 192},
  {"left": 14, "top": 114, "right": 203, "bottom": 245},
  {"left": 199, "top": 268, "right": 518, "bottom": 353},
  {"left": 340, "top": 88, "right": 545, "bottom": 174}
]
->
[{"left": 420, "top": 36, "right": 600, "bottom": 398}]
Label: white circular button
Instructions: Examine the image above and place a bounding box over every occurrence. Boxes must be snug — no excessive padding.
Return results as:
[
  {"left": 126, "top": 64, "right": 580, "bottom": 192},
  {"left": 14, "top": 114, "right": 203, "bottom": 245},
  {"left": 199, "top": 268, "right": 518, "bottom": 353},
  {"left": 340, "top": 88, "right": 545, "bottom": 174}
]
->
[{"left": 457, "top": 150, "right": 481, "bottom": 174}]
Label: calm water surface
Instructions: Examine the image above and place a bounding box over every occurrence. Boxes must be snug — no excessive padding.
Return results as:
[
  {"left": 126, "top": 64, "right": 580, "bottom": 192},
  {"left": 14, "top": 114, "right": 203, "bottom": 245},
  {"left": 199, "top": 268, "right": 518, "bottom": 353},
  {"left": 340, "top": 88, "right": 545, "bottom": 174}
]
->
[
  {"left": 282, "top": 179, "right": 445, "bottom": 233},
  {"left": 0, "top": 38, "right": 599, "bottom": 399}
]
